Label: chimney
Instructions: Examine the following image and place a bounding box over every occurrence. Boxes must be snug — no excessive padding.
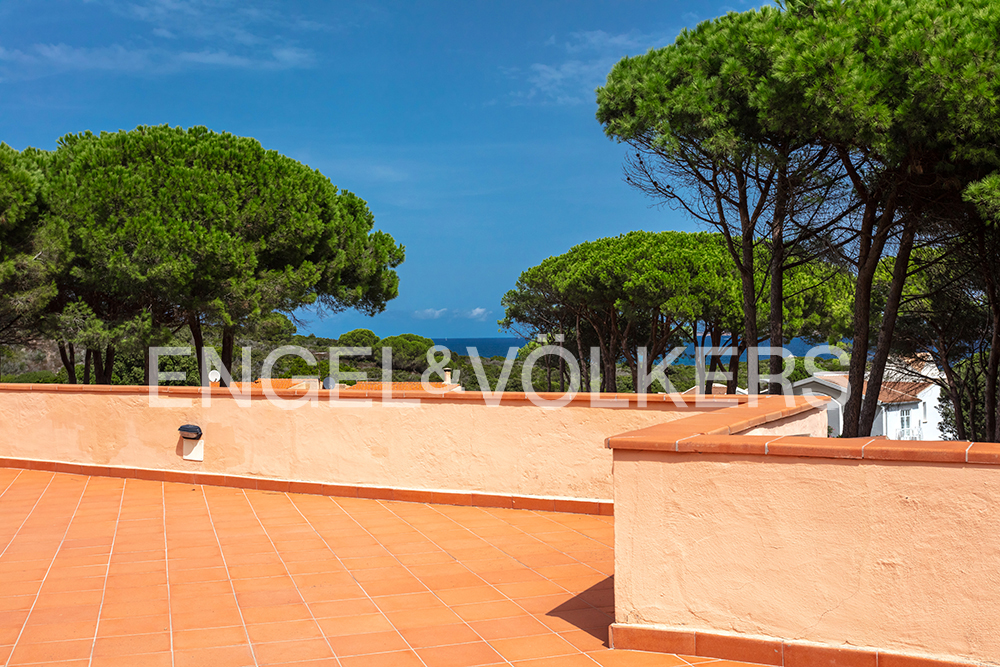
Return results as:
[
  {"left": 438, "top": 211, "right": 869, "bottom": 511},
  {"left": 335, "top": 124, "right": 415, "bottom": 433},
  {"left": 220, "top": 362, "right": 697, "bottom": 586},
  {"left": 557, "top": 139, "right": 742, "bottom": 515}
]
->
[{"left": 444, "top": 368, "right": 452, "bottom": 384}]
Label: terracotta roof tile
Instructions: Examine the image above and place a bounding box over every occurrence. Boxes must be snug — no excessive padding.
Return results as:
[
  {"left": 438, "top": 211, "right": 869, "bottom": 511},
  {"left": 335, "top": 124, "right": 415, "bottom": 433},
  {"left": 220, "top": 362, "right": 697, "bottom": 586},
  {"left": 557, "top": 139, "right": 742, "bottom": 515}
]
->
[{"left": 813, "top": 374, "right": 931, "bottom": 404}]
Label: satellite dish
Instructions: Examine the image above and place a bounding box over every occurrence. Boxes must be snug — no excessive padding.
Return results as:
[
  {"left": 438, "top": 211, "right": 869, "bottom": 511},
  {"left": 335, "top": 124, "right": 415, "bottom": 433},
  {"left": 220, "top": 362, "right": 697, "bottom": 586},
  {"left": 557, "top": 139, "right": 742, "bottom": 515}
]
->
[{"left": 208, "top": 370, "right": 221, "bottom": 383}]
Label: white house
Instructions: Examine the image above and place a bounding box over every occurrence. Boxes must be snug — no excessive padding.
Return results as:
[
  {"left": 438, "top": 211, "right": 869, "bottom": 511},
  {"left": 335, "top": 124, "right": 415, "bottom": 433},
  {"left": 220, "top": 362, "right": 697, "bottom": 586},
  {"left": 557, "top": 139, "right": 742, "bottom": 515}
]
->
[{"left": 792, "top": 372, "right": 945, "bottom": 439}]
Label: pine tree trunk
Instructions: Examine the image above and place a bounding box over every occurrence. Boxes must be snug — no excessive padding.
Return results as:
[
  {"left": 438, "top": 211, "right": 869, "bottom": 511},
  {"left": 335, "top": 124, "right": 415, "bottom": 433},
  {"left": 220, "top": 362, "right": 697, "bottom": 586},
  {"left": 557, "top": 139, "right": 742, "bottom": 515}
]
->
[
  {"left": 188, "top": 314, "right": 206, "bottom": 385},
  {"left": 768, "top": 163, "right": 787, "bottom": 395},
  {"left": 58, "top": 341, "right": 77, "bottom": 384},
  {"left": 859, "top": 222, "right": 916, "bottom": 436},
  {"left": 221, "top": 326, "right": 235, "bottom": 387}
]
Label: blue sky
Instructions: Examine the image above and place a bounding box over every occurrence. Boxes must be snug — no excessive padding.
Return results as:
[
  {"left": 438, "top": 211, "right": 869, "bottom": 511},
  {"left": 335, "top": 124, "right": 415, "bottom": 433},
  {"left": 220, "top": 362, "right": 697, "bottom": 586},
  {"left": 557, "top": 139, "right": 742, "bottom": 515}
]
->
[{"left": 0, "top": 0, "right": 743, "bottom": 339}]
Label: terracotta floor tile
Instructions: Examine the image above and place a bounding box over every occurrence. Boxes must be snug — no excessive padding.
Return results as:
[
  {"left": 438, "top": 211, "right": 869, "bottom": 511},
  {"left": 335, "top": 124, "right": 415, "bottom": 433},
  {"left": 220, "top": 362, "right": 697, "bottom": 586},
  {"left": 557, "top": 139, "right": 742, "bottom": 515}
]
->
[
  {"left": 316, "top": 613, "right": 394, "bottom": 637},
  {"left": 292, "top": 572, "right": 356, "bottom": 588},
  {"left": 338, "top": 649, "right": 425, "bottom": 667},
  {"left": 339, "top": 555, "right": 399, "bottom": 570},
  {"left": 236, "top": 588, "right": 304, "bottom": 608},
  {"left": 517, "top": 593, "right": 591, "bottom": 614},
  {"left": 7, "top": 638, "right": 93, "bottom": 664},
  {"left": 494, "top": 580, "right": 568, "bottom": 599},
  {"left": 489, "top": 633, "right": 580, "bottom": 661},
  {"left": 372, "top": 592, "right": 441, "bottom": 612},
  {"left": 171, "top": 609, "right": 246, "bottom": 631},
  {"left": 15, "top": 619, "right": 97, "bottom": 644},
  {"left": 537, "top": 608, "right": 613, "bottom": 633},
  {"left": 171, "top": 580, "right": 238, "bottom": 598},
  {"left": 24, "top": 604, "right": 100, "bottom": 625},
  {"left": 92, "top": 632, "right": 172, "bottom": 657},
  {"left": 238, "top": 604, "right": 313, "bottom": 625},
  {"left": 325, "top": 630, "right": 410, "bottom": 656},
  {"left": 307, "top": 598, "right": 380, "bottom": 619},
  {"left": 251, "top": 638, "right": 335, "bottom": 665},
  {"left": 512, "top": 654, "right": 603, "bottom": 666},
  {"left": 173, "top": 644, "right": 256, "bottom": 667},
  {"left": 384, "top": 605, "right": 464, "bottom": 630},
  {"left": 453, "top": 600, "right": 527, "bottom": 622},
  {"left": 172, "top": 625, "right": 248, "bottom": 650},
  {"left": 98, "top": 598, "right": 170, "bottom": 619},
  {"left": 91, "top": 652, "right": 173, "bottom": 667},
  {"left": 359, "top": 576, "right": 427, "bottom": 597},
  {"left": 398, "top": 622, "right": 482, "bottom": 648},
  {"left": 0, "top": 471, "right": 733, "bottom": 667},
  {"left": 415, "top": 640, "right": 507, "bottom": 667},
  {"left": 434, "top": 586, "right": 508, "bottom": 606},
  {"left": 469, "top": 615, "right": 552, "bottom": 640},
  {"left": 394, "top": 551, "right": 458, "bottom": 566},
  {"left": 245, "top": 619, "right": 323, "bottom": 643},
  {"left": 587, "top": 651, "right": 701, "bottom": 666},
  {"left": 561, "top": 629, "right": 610, "bottom": 652}
]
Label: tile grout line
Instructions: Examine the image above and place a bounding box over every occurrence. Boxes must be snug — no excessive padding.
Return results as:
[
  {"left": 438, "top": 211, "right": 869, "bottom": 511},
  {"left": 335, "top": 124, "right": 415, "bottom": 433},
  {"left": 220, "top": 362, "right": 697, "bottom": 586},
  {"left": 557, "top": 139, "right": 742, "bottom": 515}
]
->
[
  {"left": 438, "top": 504, "right": 616, "bottom": 644},
  {"left": 87, "top": 477, "right": 128, "bottom": 667},
  {"left": 162, "top": 482, "right": 175, "bottom": 667},
  {"left": 376, "top": 500, "right": 599, "bottom": 665},
  {"left": 5, "top": 476, "right": 91, "bottom": 667},
  {"left": 238, "top": 488, "right": 344, "bottom": 667},
  {"left": 0, "top": 469, "right": 23, "bottom": 501},
  {"left": 467, "top": 506, "right": 614, "bottom": 602},
  {"left": 428, "top": 504, "right": 610, "bottom": 663},
  {"left": 0, "top": 473, "right": 56, "bottom": 561},
  {"left": 199, "top": 485, "right": 259, "bottom": 667},
  {"left": 283, "top": 492, "right": 433, "bottom": 667}
]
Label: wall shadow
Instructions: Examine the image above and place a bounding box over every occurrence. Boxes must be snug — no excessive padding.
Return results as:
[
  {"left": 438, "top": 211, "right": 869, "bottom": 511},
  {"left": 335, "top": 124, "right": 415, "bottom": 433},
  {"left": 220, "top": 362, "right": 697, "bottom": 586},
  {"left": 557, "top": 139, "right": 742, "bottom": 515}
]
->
[{"left": 544, "top": 576, "right": 614, "bottom": 646}]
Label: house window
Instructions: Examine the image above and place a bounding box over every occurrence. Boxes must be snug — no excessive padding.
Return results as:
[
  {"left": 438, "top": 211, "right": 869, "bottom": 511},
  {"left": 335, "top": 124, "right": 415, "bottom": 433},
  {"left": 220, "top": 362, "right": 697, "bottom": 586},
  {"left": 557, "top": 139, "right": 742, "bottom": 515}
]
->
[
  {"left": 923, "top": 402, "right": 927, "bottom": 421},
  {"left": 901, "top": 409, "right": 911, "bottom": 431}
]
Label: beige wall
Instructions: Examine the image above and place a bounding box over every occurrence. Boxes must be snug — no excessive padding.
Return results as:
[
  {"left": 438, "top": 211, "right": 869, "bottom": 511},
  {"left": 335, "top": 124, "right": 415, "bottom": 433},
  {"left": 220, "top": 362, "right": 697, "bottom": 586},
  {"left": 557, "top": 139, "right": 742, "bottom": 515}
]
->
[
  {"left": 0, "top": 388, "right": 704, "bottom": 501},
  {"left": 613, "top": 450, "right": 1000, "bottom": 663}
]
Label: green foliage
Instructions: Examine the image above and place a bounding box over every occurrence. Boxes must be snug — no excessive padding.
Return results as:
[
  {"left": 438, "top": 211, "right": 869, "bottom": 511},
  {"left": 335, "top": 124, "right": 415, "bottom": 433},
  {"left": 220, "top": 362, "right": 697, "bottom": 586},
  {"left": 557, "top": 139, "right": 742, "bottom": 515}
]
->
[
  {"left": 0, "top": 369, "right": 59, "bottom": 383},
  {"left": 1, "top": 125, "right": 403, "bottom": 384},
  {"left": 376, "top": 334, "right": 436, "bottom": 372},
  {"left": 290, "top": 333, "right": 340, "bottom": 350},
  {"left": 501, "top": 230, "right": 852, "bottom": 392},
  {"left": 0, "top": 144, "right": 60, "bottom": 345},
  {"left": 337, "top": 328, "right": 379, "bottom": 349}
]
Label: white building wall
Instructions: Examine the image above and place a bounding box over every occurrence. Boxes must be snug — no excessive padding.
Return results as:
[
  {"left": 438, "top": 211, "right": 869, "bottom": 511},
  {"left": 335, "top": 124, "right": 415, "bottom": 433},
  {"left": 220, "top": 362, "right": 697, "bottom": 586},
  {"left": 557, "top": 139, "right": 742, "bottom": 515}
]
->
[
  {"left": 791, "top": 377, "right": 945, "bottom": 441},
  {"left": 791, "top": 379, "right": 844, "bottom": 437},
  {"left": 918, "top": 385, "right": 945, "bottom": 440}
]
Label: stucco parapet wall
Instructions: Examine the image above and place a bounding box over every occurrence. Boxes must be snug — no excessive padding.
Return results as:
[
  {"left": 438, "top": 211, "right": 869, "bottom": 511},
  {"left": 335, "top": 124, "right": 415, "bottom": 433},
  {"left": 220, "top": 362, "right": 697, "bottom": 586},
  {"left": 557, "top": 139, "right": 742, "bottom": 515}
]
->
[
  {"left": 606, "top": 395, "right": 1000, "bottom": 465},
  {"left": 0, "top": 457, "right": 614, "bottom": 515},
  {"left": 0, "top": 383, "right": 737, "bottom": 409}
]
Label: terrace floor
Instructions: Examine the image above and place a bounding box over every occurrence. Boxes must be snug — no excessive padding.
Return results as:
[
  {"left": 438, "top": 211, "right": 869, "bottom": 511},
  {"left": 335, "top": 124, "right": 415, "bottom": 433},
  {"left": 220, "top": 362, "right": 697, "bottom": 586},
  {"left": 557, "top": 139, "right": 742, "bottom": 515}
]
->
[{"left": 0, "top": 469, "right": 758, "bottom": 667}]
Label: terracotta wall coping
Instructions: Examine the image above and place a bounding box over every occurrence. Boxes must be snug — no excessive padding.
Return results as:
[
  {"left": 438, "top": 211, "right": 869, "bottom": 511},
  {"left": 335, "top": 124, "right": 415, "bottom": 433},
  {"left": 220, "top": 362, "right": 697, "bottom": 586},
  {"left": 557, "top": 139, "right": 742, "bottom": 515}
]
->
[
  {"left": 0, "top": 382, "right": 739, "bottom": 409},
  {"left": 607, "top": 395, "right": 1000, "bottom": 466}
]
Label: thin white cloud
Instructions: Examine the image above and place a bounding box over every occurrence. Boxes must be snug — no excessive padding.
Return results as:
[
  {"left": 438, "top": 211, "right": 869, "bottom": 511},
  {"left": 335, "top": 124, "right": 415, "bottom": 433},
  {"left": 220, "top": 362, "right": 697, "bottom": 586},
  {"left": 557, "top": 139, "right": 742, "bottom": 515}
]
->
[
  {"left": 508, "top": 29, "right": 669, "bottom": 106},
  {"left": 459, "top": 308, "right": 491, "bottom": 322},
  {"left": 1, "top": 43, "right": 153, "bottom": 72},
  {"left": 0, "top": 0, "right": 319, "bottom": 81},
  {"left": 176, "top": 49, "right": 253, "bottom": 68},
  {"left": 564, "top": 30, "right": 652, "bottom": 54},
  {"left": 414, "top": 308, "right": 448, "bottom": 320}
]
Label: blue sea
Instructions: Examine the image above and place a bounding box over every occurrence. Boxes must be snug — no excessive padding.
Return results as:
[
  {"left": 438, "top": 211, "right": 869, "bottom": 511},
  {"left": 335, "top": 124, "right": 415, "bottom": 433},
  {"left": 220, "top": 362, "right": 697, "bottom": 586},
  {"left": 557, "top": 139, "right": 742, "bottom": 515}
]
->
[
  {"left": 432, "top": 336, "right": 840, "bottom": 364},
  {"left": 433, "top": 337, "right": 527, "bottom": 358}
]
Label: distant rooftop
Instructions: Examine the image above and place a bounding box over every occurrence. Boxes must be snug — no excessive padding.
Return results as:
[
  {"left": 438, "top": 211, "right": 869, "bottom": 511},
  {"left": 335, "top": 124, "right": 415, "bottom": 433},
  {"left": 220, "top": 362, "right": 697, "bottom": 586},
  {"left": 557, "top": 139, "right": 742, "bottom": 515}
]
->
[{"left": 807, "top": 373, "right": 932, "bottom": 404}]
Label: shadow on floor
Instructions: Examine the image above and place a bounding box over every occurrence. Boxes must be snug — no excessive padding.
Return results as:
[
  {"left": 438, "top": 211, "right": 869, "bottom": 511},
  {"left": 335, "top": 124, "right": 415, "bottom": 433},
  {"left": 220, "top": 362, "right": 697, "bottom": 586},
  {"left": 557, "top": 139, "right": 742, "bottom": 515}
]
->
[{"left": 545, "top": 575, "right": 614, "bottom": 646}]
